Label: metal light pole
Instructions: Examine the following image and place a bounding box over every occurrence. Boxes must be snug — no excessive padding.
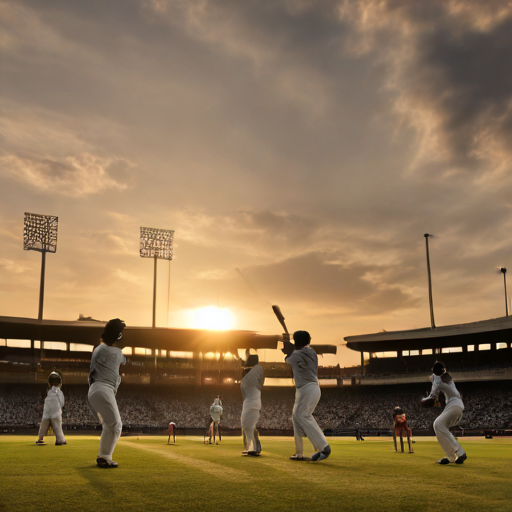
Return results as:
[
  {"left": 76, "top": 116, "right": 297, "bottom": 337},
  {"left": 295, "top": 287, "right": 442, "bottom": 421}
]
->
[
  {"left": 24, "top": 213, "right": 58, "bottom": 362},
  {"left": 424, "top": 233, "right": 436, "bottom": 329},
  {"left": 499, "top": 267, "right": 508, "bottom": 317},
  {"left": 140, "top": 227, "right": 174, "bottom": 328},
  {"left": 23, "top": 213, "right": 59, "bottom": 321}
]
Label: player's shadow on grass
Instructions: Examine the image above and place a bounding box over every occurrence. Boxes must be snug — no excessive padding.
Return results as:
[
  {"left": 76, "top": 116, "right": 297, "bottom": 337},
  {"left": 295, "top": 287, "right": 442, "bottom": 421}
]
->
[{"left": 76, "top": 466, "right": 125, "bottom": 498}]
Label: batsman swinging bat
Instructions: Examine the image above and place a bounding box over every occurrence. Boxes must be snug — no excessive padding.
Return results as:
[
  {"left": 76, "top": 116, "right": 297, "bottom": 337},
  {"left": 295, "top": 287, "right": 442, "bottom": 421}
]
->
[{"left": 272, "top": 305, "right": 289, "bottom": 335}]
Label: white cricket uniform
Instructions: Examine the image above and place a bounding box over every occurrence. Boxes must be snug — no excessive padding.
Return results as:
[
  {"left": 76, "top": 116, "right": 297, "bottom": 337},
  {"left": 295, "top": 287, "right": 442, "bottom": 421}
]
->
[
  {"left": 241, "top": 364, "right": 265, "bottom": 451},
  {"left": 424, "top": 374, "right": 466, "bottom": 461},
  {"left": 286, "top": 346, "right": 329, "bottom": 455},
  {"left": 210, "top": 404, "right": 223, "bottom": 423},
  {"left": 87, "top": 343, "right": 126, "bottom": 462},
  {"left": 38, "top": 386, "right": 66, "bottom": 443}
]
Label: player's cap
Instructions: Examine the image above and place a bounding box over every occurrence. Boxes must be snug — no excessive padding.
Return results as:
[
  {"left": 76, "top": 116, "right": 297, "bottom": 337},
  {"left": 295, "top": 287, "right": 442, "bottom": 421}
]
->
[
  {"left": 102, "top": 318, "right": 126, "bottom": 345},
  {"left": 48, "top": 371, "right": 62, "bottom": 387},
  {"left": 432, "top": 361, "right": 446, "bottom": 376},
  {"left": 293, "top": 330, "right": 311, "bottom": 349}
]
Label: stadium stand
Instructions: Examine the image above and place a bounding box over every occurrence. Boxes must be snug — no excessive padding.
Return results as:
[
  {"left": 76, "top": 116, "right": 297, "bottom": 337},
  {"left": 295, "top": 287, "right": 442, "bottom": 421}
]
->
[{"left": 1, "top": 381, "right": 511, "bottom": 432}]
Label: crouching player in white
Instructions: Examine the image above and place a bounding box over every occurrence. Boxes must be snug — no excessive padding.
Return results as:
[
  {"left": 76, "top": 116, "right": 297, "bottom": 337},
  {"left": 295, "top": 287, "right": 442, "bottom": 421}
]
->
[
  {"left": 209, "top": 398, "right": 223, "bottom": 444},
  {"left": 241, "top": 354, "right": 265, "bottom": 456},
  {"left": 36, "top": 372, "right": 66, "bottom": 446},
  {"left": 421, "top": 361, "right": 467, "bottom": 465},
  {"left": 87, "top": 318, "right": 126, "bottom": 468},
  {"left": 283, "top": 330, "right": 331, "bottom": 462}
]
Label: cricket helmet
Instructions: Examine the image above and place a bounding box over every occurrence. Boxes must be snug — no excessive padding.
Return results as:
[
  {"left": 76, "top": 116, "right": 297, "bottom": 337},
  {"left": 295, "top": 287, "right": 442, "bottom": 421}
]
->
[
  {"left": 101, "top": 318, "right": 126, "bottom": 345},
  {"left": 393, "top": 406, "right": 403, "bottom": 415},
  {"left": 48, "top": 371, "right": 62, "bottom": 387},
  {"left": 432, "top": 361, "right": 446, "bottom": 376}
]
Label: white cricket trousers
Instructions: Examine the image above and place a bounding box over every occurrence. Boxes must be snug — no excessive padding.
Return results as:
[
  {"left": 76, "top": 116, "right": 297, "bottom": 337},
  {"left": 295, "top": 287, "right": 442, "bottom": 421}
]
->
[
  {"left": 88, "top": 382, "right": 122, "bottom": 462},
  {"left": 292, "top": 382, "right": 328, "bottom": 455},
  {"left": 433, "top": 399, "right": 465, "bottom": 461},
  {"left": 241, "top": 401, "right": 261, "bottom": 451},
  {"left": 38, "top": 415, "right": 66, "bottom": 444}
]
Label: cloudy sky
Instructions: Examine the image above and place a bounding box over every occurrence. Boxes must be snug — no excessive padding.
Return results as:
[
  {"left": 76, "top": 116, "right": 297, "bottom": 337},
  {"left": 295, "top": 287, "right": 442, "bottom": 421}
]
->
[{"left": 2, "top": 0, "right": 512, "bottom": 366}]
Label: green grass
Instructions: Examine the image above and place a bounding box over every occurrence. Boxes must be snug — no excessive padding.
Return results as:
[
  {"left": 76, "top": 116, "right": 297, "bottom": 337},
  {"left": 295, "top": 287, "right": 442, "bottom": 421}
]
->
[{"left": 0, "top": 435, "right": 510, "bottom": 512}]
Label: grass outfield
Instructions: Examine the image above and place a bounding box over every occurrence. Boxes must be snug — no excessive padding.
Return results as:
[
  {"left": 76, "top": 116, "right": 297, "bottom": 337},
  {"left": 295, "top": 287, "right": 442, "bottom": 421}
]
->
[{"left": 0, "top": 436, "right": 510, "bottom": 512}]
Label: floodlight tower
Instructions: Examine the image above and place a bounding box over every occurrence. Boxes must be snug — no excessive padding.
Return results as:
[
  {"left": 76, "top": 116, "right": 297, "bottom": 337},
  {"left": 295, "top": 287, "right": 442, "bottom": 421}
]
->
[
  {"left": 140, "top": 227, "right": 174, "bottom": 328},
  {"left": 424, "top": 233, "right": 436, "bottom": 329},
  {"left": 498, "top": 267, "right": 508, "bottom": 317},
  {"left": 23, "top": 212, "right": 59, "bottom": 321}
]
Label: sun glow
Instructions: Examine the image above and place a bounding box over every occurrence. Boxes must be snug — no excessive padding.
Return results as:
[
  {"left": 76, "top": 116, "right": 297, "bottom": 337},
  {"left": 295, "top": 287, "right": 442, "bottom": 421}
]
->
[{"left": 192, "top": 306, "right": 234, "bottom": 331}]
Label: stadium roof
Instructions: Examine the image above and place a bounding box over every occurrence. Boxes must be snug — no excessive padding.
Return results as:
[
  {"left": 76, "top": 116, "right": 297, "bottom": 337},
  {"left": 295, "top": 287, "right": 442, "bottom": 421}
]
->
[
  {"left": 0, "top": 316, "right": 337, "bottom": 355},
  {"left": 344, "top": 315, "right": 512, "bottom": 353}
]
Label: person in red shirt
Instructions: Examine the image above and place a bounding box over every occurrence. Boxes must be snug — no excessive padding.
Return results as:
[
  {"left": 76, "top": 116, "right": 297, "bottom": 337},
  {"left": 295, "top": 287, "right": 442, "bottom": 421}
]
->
[
  {"left": 393, "top": 406, "right": 413, "bottom": 453},
  {"left": 167, "top": 422, "right": 176, "bottom": 444}
]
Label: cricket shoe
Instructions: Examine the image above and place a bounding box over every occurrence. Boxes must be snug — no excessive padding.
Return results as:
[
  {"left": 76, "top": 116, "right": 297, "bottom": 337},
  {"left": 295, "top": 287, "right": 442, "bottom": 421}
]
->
[
  {"left": 455, "top": 453, "right": 467, "bottom": 464},
  {"left": 289, "top": 454, "right": 311, "bottom": 461},
  {"left": 35, "top": 440, "right": 45, "bottom": 445},
  {"left": 55, "top": 442, "right": 67, "bottom": 446},
  {"left": 242, "top": 450, "right": 249, "bottom": 455},
  {"left": 311, "top": 445, "right": 331, "bottom": 462},
  {"left": 436, "top": 458, "right": 451, "bottom": 465},
  {"left": 247, "top": 451, "right": 261, "bottom": 457},
  {"left": 97, "top": 457, "right": 118, "bottom": 468}
]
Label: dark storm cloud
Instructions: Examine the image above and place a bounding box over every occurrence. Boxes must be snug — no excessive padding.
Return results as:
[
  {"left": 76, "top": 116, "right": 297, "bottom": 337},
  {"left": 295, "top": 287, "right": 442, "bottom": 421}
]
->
[
  {"left": 408, "top": 13, "right": 512, "bottom": 170},
  {"left": 340, "top": 0, "right": 512, "bottom": 177}
]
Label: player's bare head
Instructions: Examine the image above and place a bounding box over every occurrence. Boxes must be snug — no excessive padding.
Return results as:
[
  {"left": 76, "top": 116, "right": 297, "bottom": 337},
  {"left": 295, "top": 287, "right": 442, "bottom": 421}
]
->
[
  {"left": 245, "top": 355, "right": 259, "bottom": 367},
  {"left": 293, "top": 330, "right": 311, "bottom": 349},
  {"left": 432, "top": 361, "right": 446, "bottom": 376},
  {"left": 48, "top": 371, "right": 62, "bottom": 387},
  {"left": 101, "top": 318, "right": 126, "bottom": 346}
]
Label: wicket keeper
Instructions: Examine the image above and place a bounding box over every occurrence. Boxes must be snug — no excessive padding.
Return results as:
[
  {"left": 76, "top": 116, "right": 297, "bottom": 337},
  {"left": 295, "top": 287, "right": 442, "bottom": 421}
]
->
[{"left": 392, "top": 406, "right": 413, "bottom": 453}]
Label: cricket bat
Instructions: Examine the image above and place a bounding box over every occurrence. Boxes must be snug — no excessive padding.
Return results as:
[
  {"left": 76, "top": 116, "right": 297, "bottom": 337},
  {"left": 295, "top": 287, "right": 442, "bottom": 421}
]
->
[{"left": 272, "top": 305, "right": 289, "bottom": 335}]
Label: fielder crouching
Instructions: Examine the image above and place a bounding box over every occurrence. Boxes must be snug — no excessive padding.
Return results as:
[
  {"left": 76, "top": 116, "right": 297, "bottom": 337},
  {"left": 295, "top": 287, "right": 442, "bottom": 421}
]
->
[
  {"left": 421, "top": 361, "right": 467, "bottom": 465},
  {"left": 283, "top": 330, "right": 331, "bottom": 462},
  {"left": 241, "top": 354, "right": 265, "bottom": 456},
  {"left": 87, "top": 318, "right": 127, "bottom": 468}
]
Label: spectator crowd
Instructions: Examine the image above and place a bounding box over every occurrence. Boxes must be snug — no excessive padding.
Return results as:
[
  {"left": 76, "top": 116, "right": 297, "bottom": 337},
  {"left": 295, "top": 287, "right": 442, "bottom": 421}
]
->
[{"left": 1, "top": 381, "right": 511, "bottom": 431}]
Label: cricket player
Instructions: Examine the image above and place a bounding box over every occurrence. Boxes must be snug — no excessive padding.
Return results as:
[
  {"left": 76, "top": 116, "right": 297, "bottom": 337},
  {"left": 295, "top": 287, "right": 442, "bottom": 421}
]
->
[
  {"left": 392, "top": 406, "right": 413, "bottom": 453},
  {"left": 241, "top": 354, "right": 265, "bottom": 456},
  {"left": 167, "top": 421, "right": 176, "bottom": 444},
  {"left": 421, "top": 361, "right": 467, "bottom": 464},
  {"left": 283, "top": 330, "right": 331, "bottom": 462},
  {"left": 35, "top": 372, "right": 67, "bottom": 446},
  {"left": 209, "top": 397, "right": 223, "bottom": 444},
  {"left": 87, "top": 318, "right": 126, "bottom": 468}
]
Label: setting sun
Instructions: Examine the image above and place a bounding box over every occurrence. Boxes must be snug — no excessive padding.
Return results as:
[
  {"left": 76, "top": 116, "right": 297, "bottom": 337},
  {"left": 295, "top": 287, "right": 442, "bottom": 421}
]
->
[{"left": 192, "top": 306, "right": 234, "bottom": 331}]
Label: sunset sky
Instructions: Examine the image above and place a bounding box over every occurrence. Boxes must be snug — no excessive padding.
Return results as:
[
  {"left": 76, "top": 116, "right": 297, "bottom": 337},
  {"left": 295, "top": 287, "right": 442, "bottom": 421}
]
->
[{"left": 2, "top": 0, "right": 512, "bottom": 367}]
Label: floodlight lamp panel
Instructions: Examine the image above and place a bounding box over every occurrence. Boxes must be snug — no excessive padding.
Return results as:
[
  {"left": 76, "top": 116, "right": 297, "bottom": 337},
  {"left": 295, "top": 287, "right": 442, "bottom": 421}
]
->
[
  {"left": 23, "top": 212, "right": 58, "bottom": 253},
  {"left": 140, "top": 226, "right": 174, "bottom": 260}
]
